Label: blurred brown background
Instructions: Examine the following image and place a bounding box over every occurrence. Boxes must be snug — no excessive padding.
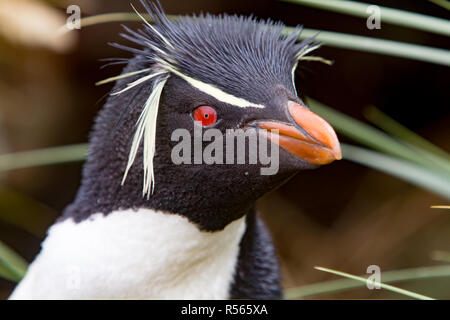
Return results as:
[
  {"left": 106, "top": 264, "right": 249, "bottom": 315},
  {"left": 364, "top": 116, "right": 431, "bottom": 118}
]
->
[{"left": 0, "top": 0, "right": 449, "bottom": 299}]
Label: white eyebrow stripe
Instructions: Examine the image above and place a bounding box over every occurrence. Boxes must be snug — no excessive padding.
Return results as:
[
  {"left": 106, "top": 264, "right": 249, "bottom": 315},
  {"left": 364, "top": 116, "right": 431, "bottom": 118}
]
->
[{"left": 167, "top": 67, "right": 265, "bottom": 109}]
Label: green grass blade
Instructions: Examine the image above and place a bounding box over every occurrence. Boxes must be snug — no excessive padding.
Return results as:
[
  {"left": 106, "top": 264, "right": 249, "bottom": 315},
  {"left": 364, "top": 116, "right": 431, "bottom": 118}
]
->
[
  {"left": 59, "top": 12, "right": 146, "bottom": 32},
  {"left": 307, "top": 98, "right": 438, "bottom": 169},
  {"left": 363, "top": 105, "right": 450, "bottom": 172},
  {"left": 429, "top": 0, "right": 450, "bottom": 11},
  {"left": 286, "top": 265, "right": 450, "bottom": 299},
  {"left": 313, "top": 266, "right": 434, "bottom": 300},
  {"left": 0, "top": 241, "right": 28, "bottom": 282},
  {"left": 60, "top": 13, "right": 450, "bottom": 66},
  {"left": 0, "top": 263, "right": 22, "bottom": 282},
  {"left": 341, "top": 144, "right": 450, "bottom": 200},
  {"left": 281, "top": 0, "right": 450, "bottom": 36},
  {"left": 289, "top": 27, "right": 450, "bottom": 66},
  {"left": 364, "top": 106, "right": 450, "bottom": 161},
  {"left": 0, "top": 144, "right": 88, "bottom": 172},
  {"left": 57, "top": 12, "right": 160, "bottom": 35}
]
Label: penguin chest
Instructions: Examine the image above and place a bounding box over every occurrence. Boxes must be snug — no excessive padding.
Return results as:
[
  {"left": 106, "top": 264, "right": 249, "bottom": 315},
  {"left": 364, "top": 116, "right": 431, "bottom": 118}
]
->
[{"left": 11, "top": 209, "right": 246, "bottom": 299}]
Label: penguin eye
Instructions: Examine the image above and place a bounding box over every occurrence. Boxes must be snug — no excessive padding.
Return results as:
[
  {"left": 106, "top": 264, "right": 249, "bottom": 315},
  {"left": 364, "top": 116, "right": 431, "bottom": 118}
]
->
[{"left": 193, "top": 106, "right": 218, "bottom": 126}]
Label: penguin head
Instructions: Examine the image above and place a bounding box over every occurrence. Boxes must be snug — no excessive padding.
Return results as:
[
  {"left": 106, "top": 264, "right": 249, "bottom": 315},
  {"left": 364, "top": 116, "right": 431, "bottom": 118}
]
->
[{"left": 66, "top": 1, "right": 341, "bottom": 231}]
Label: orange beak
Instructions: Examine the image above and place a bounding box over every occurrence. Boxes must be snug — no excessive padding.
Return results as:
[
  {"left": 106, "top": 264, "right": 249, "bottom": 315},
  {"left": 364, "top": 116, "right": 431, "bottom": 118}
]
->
[{"left": 257, "top": 101, "right": 342, "bottom": 165}]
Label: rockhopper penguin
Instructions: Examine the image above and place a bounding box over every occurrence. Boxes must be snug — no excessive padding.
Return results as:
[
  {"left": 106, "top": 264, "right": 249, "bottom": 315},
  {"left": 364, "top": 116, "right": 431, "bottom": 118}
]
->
[{"left": 10, "top": 1, "right": 341, "bottom": 299}]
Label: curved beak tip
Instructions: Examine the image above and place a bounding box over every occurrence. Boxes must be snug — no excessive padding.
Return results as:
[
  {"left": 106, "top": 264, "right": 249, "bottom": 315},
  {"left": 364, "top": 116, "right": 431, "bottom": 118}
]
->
[
  {"left": 287, "top": 101, "right": 342, "bottom": 165},
  {"left": 334, "top": 148, "right": 343, "bottom": 161}
]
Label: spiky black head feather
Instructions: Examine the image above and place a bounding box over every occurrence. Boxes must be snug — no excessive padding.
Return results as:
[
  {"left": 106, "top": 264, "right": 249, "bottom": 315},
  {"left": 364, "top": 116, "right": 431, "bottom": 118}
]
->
[{"left": 114, "top": 1, "right": 317, "bottom": 103}]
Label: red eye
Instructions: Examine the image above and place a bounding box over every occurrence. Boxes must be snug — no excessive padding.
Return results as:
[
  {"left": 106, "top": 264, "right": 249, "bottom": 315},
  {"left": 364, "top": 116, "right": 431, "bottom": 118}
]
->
[{"left": 193, "top": 106, "right": 217, "bottom": 126}]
